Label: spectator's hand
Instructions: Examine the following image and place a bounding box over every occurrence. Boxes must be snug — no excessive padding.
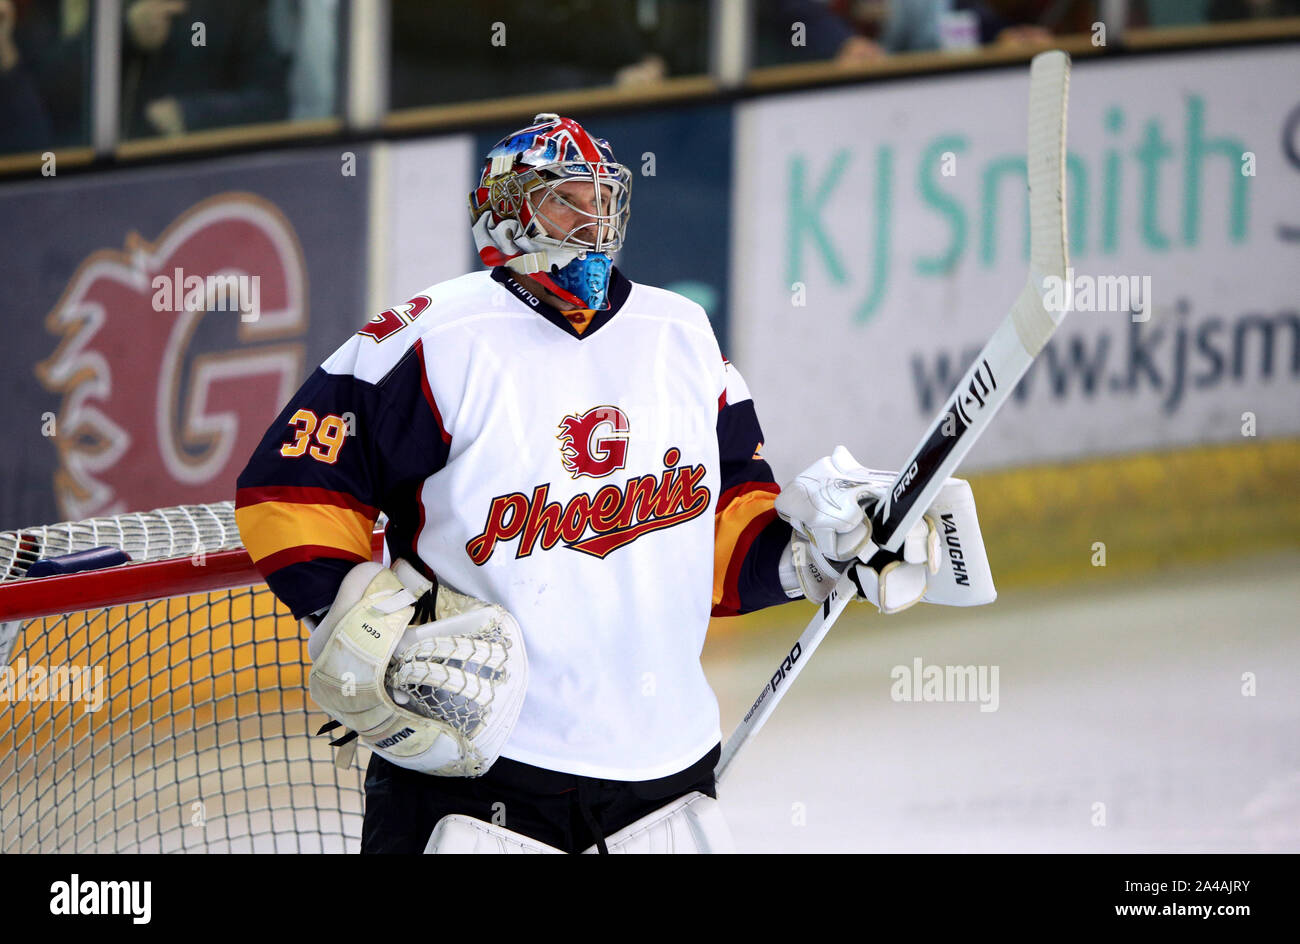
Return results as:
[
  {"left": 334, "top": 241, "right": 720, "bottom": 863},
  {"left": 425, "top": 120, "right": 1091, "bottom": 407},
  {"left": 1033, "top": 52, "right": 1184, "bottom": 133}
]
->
[
  {"left": 127, "top": 0, "right": 186, "bottom": 52},
  {"left": 995, "top": 25, "right": 1053, "bottom": 47},
  {"left": 145, "top": 96, "right": 185, "bottom": 135},
  {"left": 835, "top": 35, "right": 885, "bottom": 65},
  {"left": 615, "top": 54, "right": 667, "bottom": 87},
  {"left": 0, "top": 0, "right": 19, "bottom": 73}
]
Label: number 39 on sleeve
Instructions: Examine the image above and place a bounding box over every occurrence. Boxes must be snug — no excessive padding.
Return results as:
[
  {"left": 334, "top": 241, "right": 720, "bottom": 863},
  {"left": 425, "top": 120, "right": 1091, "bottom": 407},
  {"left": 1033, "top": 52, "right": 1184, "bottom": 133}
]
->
[{"left": 279, "top": 409, "right": 349, "bottom": 464}]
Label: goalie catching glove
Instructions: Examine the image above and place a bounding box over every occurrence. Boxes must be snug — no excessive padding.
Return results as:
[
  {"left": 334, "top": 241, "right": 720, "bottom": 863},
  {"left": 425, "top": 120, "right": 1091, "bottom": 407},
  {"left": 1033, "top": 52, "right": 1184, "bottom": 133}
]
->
[
  {"left": 776, "top": 446, "right": 996, "bottom": 613},
  {"left": 306, "top": 560, "right": 529, "bottom": 776}
]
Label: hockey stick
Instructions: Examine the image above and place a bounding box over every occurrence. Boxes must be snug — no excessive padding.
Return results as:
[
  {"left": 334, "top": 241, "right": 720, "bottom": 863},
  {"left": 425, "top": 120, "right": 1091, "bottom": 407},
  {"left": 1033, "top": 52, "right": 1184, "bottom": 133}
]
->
[{"left": 716, "top": 50, "right": 1071, "bottom": 783}]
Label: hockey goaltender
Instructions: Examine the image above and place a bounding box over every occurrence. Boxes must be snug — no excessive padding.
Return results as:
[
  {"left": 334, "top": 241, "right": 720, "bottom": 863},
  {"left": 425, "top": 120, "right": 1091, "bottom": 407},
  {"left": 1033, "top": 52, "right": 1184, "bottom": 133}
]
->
[{"left": 235, "top": 114, "right": 991, "bottom": 853}]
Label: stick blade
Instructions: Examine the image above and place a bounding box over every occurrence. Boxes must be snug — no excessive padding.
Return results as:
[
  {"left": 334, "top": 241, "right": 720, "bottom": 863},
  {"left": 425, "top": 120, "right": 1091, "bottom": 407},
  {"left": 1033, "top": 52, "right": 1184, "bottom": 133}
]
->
[
  {"left": 874, "top": 50, "right": 1071, "bottom": 549},
  {"left": 1016, "top": 50, "right": 1071, "bottom": 356}
]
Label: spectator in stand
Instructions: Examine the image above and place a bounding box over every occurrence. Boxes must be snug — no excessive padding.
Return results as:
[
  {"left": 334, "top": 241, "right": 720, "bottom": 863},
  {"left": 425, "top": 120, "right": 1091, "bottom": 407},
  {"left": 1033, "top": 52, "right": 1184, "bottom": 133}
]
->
[
  {"left": 869, "top": 0, "right": 1054, "bottom": 53},
  {"left": 120, "top": 0, "right": 287, "bottom": 138},
  {"left": 0, "top": 0, "right": 51, "bottom": 152},
  {"left": 756, "top": 0, "right": 1055, "bottom": 66},
  {"left": 757, "top": 0, "right": 886, "bottom": 66},
  {"left": 269, "top": 0, "right": 339, "bottom": 120},
  {"left": 0, "top": 0, "right": 91, "bottom": 154},
  {"left": 390, "top": 0, "right": 669, "bottom": 110}
]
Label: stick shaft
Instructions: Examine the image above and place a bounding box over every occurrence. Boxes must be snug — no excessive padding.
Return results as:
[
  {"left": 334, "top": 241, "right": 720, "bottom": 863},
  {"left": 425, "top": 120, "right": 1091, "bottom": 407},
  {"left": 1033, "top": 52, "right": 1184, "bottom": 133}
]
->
[
  {"left": 715, "top": 51, "right": 1070, "bottom": 784},
  {"left": 874, "top": 49, "right": 1071, "bottom": 551},
  {"left": 715, "top": 574, "right": 856, "bottom": 781}
]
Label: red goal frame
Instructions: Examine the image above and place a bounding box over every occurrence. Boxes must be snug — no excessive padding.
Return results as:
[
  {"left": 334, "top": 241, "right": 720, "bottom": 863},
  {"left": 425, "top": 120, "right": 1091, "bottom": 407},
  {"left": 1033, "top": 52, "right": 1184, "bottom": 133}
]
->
[{"left": 0, "top": 530, "right": 386, "bottom": 621}]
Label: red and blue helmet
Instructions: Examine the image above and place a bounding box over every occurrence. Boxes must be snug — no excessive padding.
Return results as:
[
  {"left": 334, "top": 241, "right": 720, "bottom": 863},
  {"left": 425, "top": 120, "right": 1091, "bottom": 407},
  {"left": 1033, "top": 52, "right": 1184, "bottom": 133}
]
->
[{"left": 469, "top": 114, "right": 632, "bottom": 271}]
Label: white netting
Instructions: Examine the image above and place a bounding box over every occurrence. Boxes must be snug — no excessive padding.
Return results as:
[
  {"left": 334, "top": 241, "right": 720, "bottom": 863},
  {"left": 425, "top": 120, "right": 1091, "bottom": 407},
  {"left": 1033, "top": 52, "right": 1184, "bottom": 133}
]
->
[
  {"left": 0, "top": 502, "right": 243, "bottom": 581},
  {"left": 0, "top": 504, "right": 368, "bottom": 853}
]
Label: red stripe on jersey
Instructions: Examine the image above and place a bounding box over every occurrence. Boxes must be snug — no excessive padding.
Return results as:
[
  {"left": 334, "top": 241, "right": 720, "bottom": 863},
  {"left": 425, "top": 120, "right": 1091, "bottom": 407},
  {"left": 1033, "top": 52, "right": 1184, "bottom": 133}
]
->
[
  {"left": 235, "top": 485, "right": 379, "bottom": 518},
  {"left": 714, "top": 507, "right": 778, "bottom": 616},
  {"left": 414, "top": 338, "right": 452, "bottom": 445},
  {"left": 717, "top": 481, "right": 779, "bottom": 513},
  {"left": 258, "top": 543, "right": 370, "bottom": 575}
]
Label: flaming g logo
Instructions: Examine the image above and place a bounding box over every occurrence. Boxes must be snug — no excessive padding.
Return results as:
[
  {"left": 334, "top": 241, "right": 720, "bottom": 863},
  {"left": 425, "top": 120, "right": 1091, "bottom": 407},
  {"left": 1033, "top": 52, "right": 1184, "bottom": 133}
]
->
[
  {"left": 36, "top": 194, "right": 308, "bottom": 519},
  {"left": 557, "top": 405, "right": 629, "bottom": 479},
  {"left": 467, "top": 407, "right": 711, "bottom": 563}
]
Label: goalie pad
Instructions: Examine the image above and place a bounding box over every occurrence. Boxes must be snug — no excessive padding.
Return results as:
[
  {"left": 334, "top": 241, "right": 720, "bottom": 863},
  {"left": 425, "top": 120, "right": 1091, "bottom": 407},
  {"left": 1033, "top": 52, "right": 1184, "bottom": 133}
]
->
[
  {"left": 425, "top": 815, "right": 564, "bottom": 854},
  {"left": 920, "top": 478, "right": 996, "bottom": 606},
  {"left": 423, "top": 792, "right": 733, "bottom": 854},
  {"left": 584, "top": 791, "right": 733, "bottom": 854},
  {"left": 307, "top": 561, "right": 529, "bottom": 776}
]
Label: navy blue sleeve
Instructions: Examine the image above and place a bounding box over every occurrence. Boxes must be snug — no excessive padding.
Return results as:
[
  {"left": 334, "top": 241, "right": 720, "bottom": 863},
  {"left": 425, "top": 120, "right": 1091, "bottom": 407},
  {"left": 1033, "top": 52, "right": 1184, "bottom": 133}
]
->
[{"left": 235, "top": 339, "right": 451, "bottom": 619}]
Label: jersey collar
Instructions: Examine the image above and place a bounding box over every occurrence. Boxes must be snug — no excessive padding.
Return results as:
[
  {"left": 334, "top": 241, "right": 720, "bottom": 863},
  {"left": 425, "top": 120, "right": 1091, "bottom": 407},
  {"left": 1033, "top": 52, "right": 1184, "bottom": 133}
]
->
[{"left": 490, "top": 265, "right": 632, "bottom": 340}]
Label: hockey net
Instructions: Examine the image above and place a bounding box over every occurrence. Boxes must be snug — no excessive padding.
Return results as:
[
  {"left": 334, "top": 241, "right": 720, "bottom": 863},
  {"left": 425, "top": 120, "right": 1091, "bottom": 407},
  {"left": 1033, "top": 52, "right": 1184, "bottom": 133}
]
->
[{"left": 0, "top": 502, "right": 373, "bottom": 853}]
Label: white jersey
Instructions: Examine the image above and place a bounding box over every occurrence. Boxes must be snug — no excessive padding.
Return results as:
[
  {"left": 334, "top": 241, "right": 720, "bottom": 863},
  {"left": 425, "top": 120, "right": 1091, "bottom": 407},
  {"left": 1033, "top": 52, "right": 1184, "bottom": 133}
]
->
[{"left": 237, "top": 266, "right": 789, "bottom": 779}]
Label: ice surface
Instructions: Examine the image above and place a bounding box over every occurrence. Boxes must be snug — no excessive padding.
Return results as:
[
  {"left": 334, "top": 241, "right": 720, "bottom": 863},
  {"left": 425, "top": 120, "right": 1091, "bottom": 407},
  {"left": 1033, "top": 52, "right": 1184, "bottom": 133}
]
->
[{"left": 704, "top": 554, "right": 1300, "bottom": 853}]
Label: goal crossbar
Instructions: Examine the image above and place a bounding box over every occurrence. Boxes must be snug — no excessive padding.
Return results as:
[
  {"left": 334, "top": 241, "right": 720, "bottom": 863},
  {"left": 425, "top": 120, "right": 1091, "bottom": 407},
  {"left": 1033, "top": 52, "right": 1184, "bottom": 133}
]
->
[{"left": 0, "top": 533, "right": 385, "bottom": 622}]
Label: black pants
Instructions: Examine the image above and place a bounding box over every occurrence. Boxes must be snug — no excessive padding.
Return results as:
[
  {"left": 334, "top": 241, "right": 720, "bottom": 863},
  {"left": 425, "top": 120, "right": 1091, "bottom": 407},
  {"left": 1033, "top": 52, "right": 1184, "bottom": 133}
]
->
[{"left": 360, "top": 744, "right": 720, "bottom": 854}]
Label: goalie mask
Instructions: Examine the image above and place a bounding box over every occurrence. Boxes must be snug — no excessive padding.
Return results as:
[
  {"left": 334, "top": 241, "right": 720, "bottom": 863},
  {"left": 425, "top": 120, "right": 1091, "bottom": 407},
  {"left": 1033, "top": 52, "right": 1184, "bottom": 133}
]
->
[{"left": 469, "top": 113, "right": 632, "bottom": 309}]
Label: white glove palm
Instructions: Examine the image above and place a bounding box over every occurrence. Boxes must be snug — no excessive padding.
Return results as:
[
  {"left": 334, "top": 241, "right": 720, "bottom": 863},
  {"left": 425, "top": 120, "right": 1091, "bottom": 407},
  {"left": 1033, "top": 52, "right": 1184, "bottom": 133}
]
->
[{"left": 777, "top": 446, "right": 940, "bottom": 614}]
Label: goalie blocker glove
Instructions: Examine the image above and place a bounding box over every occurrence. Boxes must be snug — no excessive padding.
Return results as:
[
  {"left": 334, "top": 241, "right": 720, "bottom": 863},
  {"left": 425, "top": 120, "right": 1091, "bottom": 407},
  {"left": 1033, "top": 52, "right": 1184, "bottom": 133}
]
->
[
  {"left": 776, "top": 446, "right": 995, "bottom": 613},
  {"left": 306, "top": 560, "right": 529, "bottom": 776}
]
